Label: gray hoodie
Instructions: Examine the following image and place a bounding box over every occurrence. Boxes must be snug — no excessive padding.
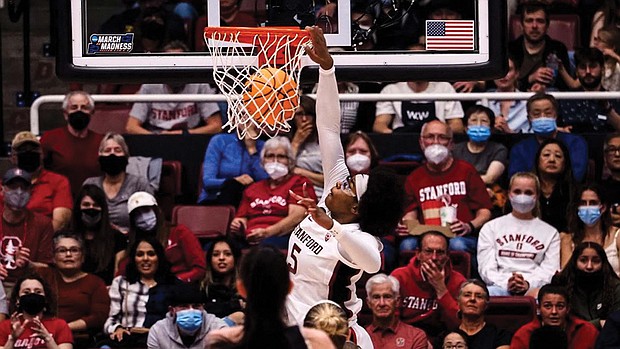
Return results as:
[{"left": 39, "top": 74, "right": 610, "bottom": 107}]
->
[{"left": 147, "top": 309, "right": 227, "bottom": 349}]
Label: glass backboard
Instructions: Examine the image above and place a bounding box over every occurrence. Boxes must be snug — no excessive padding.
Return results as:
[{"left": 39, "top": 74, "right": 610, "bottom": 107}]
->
[{"left": 55, "top": 0, "right": 506, "bottom": 83}]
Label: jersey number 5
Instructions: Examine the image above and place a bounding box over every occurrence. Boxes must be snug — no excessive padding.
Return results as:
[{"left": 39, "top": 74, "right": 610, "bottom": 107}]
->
[{"left": 287, "top": 243, "right": 301, "bottom": 274}]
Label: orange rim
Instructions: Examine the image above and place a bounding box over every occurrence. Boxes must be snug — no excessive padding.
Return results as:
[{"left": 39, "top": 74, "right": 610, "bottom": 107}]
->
[{"left": 204, "top": 26, "right": 310, "bottom": 46}]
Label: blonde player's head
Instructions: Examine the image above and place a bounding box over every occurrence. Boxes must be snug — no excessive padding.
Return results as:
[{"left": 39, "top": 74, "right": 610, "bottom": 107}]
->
[{"left": 303, "top": 300, "right": 350, "bottom": 349}]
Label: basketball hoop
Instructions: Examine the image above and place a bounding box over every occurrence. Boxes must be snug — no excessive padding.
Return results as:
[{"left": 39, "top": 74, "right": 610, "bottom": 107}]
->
[{"left": 204, "top": 27, "right": 311, "bottom": 139}]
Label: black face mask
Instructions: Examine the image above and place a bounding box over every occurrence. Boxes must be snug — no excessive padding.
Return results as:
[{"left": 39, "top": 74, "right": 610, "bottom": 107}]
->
[
  {"left": 99, "top": 154, "right": 128, "bottom": 176},
  {"left": 19, "top": 293, "right": 46, "bottom": 315},
  {"left": 17, "top": 151, "right": 41, "bottom": 173},
  {"left": 68, "top": 111, "right": 91, "bottom": 131},
  {"left": 81, "top": 208, "right": 102, "bottom": 228},
  {"left": 576, "top": 269, "right": 604, "bottom": 289}
]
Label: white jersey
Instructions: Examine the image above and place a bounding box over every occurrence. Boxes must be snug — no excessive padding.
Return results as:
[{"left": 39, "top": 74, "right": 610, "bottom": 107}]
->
[
  {"left": 286, "top": 216, "right": 372, "bottom": 325},
  {"left": 285, "top": 67, "right": 380, "bottom": 349},
  {"left": 477, "top": 213, "right": 560, "bottom": 290}
]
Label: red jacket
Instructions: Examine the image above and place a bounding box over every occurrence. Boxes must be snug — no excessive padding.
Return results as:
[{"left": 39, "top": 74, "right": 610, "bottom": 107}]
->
[
  {"left": 390, "top": 255, "right": 466, "bottom": 337},
  {"left": 510, "top": 315, "right": 599, "bottom": 349}
]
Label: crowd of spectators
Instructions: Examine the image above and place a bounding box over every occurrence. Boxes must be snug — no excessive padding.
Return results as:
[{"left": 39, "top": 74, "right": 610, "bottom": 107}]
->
[{"left": 7, "top": 0, "right": 620, "bottom": 348}]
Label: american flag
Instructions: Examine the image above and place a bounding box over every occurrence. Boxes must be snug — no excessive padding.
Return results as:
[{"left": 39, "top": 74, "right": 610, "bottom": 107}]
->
[{"left": 425, "top": 20, "right": 475, "bottom": 50}]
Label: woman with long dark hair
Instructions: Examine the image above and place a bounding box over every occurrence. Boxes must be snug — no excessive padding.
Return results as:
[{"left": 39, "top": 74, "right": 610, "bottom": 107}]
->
[
  {"left": 552, "top": 242, "right": 620, "bottom": 329},
  {"left": 102, "top": 237, "right": 178, "bottom": 347},
  {"left": 71, "top": 184, "right": 127, "bottom": 285},
  {"left": 205, "top": 246, "right": 334, "bottom": 349},
  {"left": 560, "top": 183, "right": 620, "bottom": 273},
  {"left": 534, "top": 138, "right": 576, "bottom": 234},
  {"left": 200, "top": 237, "right": 243, "bottom": 318}
]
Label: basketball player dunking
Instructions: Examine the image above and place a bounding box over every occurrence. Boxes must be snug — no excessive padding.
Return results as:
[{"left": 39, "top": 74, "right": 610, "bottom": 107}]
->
[{"left": 286, "top": 27, "right": 404, "bottom": 349}]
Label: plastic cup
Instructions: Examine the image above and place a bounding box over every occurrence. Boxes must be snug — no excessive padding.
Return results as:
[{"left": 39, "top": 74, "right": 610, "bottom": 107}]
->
[{"left": 440, "top": 206, "right": 457, "bottom": 227}]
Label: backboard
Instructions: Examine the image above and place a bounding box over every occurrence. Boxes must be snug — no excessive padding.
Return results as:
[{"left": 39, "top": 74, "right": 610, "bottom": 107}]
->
[{"left": 55, "top": 0, "right": 506, "bottom": 83}]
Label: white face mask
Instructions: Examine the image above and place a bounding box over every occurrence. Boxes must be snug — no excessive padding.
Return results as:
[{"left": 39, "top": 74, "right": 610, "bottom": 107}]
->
[
  {"left": 346, "top": 153, "right": 371, "bottom": 173},
  {"left": 424, "top": 144, "right": 450, "bottom": 165},
  {"left": 510, "top": 194, "right": 537, "bottom": 214},
  {"left": 135, "top": 209, "right": 158, "bottom": 231},
  {"left": 264, "top": 162, "right": 289, "bottom": 180}
]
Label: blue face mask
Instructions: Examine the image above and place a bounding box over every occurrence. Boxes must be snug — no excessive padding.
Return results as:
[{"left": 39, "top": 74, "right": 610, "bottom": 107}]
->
[
  {"left": 176, "top": 309, "right": 203, "bottom": 334},
  {"left": 531, "top": 117, "right": 557, "bottom": 136},
  {"left": 466, "top": 125, "right": 491, "bottom": 143},
  {"left": 578, "top": 206, "right": 602, "bottom": 226}
]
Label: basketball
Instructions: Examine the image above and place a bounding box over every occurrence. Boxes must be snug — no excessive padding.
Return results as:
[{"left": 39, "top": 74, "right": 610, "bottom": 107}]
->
[{"left": 242, "top": 67, "right": 298, "bottom": 127}]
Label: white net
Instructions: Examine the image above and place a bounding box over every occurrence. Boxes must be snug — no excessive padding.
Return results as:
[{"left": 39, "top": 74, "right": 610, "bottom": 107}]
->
[{"left": 205, "top": 28, "right": 311, "bottom": 139}]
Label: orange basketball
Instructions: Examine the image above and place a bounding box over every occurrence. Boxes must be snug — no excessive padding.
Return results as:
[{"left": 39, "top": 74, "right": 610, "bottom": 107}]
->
[{"left": 242, "top": 67, "right": 298, "bottom": 126}]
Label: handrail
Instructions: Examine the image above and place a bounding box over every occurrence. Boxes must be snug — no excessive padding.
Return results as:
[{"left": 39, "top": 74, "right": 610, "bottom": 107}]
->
[{"left": 29, "top": 91, "right": 620, "bottom": 135}]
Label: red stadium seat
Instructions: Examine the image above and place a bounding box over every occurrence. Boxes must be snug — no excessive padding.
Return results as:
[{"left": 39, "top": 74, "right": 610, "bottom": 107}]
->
[
  {"left": 509, "top": 14, "right": 581, "bottom": 50},
  {"left": 171, "top": 205, "right": 235, "bottom": 241},
  {"left": 485, "top": 296, "right": 537, "bottom": 334}
]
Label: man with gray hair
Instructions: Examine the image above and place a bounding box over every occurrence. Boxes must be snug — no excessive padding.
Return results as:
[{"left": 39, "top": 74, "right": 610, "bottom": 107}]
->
[
  {"left": 365, "top": 273, "right": 429, "bottom": 349},
  {"left": 41, "top": 90, "right": 104, "bottom": 196}
]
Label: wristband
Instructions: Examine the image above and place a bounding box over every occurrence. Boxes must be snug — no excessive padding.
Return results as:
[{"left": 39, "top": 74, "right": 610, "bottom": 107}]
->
[
  {"left": 467, "top": 222, "right": 475, "bottom": 232},
  {"left": 329, "top": 220, "right": 343, "bottom": 238},
  {"left": 8, "top": 334, "right": 16, "bottom": 342}
]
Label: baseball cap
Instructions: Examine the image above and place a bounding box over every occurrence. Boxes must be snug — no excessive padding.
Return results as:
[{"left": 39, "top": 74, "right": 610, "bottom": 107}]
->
[
  {"left": 127, "top": 191, "right": 158, "bottom": 214},
  {"left": 11, "top": 131, "right": 40, "bottom": 150},
  {"left": 3, "top": 168, "right": 32, "bottom": 186}
]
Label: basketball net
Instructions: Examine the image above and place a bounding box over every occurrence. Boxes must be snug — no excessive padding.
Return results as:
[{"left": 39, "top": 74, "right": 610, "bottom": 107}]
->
[{"left": 204, "top": 27, "right": 311, "bottom": 139}]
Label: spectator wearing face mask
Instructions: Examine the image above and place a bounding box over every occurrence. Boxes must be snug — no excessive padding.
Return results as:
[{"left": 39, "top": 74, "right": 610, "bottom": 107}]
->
[
  {"left": 344, "top": 131, "right": 380, "bottom": 176},
  {"left": 453, "top": 106, "right": 508, "bottom": 216},
  {"left": 508, "top": 93, "right": 588, "bottom": 182},
  {"left": 478, "top": 172, "right": 560, "bottom": 296},
  {"left": 72, "top": 184, "right": 127, "bottom": 285},
  {"left": 123, "top": 191, "right": 206, "bottom": 283},
  {"left": 9, "top": 132, "right": 73, "bottom": 232},
  {"left": 0, "top": 168, "right": 54, "bottom": 289},
  {"left": 229, "top": 137, "right": 317, "bottom": 250},
  {"left": 40, "top": 91, "right": 104, "bottom": 197},
  {"left": 148, "top": 283, "right": 227, "bottom": 349},
  {"left": 400, "top": 120, "right": 493, "bottom": 268},
  {"left": 83, "top": 132, "right": 153, "bottom": 234}
]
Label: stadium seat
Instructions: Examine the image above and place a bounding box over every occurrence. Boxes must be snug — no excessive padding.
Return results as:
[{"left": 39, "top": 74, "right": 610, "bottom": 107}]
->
[
  {"left": 157, "top": 160, "right": 183, "bottom": 220},
  {"left": 398, "top": 250, "right": 472, "bottom": 279},
  {"left": 88, "top": 104, "right": 130, "bottom": 134},
  {"left": 171, "top": 204, "right": 236, "bottom": 241},
  {"left": 509, "top": 14, "right": 581, "bottom": 50},
  {"left": 485, "top": 296, "right": 537, "bottom": 334}
]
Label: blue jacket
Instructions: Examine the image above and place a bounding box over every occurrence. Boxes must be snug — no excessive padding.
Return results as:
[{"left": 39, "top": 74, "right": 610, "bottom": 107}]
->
[
  {"left": 198, "top": 133, "right": 269, "bottom": 203},
  {"left": 508, "top": 132, "right": 588, "bottom": 182}
]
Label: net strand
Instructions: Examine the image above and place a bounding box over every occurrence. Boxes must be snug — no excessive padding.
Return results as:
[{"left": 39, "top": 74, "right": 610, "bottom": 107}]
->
[{"left": 205, "top": 29, "right": 310, "bottom": 139}]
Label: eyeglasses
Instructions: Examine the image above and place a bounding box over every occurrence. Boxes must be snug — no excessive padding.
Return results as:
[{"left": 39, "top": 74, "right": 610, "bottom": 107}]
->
[
  {"left": 340, "top": 176, "right": 356, "bottom": 197},
  {"left": 443, "top": 344, "right": 467, "bottom": 349},
  {"left": 264, "top": 153, "right": 289, "bottom": 161},
  {"left": 54, "top": 247, "right": 81, "bottom": 255},
  {"left": 605, "top": 147, "right": 620, "bottom": 155},
  {"left": 421, "top": 134, "right": 452, "bottom": 144}
]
